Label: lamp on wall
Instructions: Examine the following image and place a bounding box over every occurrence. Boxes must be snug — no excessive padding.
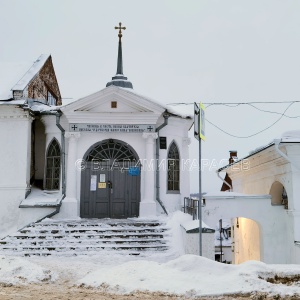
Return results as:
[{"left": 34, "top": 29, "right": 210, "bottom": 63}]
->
[{"left": 236, "top": 217, "right": 239, "bottom": 228}]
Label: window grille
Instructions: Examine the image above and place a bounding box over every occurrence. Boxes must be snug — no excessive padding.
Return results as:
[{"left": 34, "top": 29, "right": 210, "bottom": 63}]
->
[
  {"left": 86, "top": 139, "right": 137, "bottom": 162},
  {"left": 45, "top": 139, "right": 60, "bottom": 190},
  {"left": 47, "top": 91, "right": 57, "bottom": 106},
  {"left": 167, "top": 142, "right": 180, "bottom": 191}
]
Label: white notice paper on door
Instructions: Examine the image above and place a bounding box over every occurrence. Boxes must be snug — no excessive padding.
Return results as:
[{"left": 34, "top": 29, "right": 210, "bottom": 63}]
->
[
  {"left": 90, "top": 175, "right": 97, "bottom": 191},
  {"left": 100, "top": 174, "right": 106, "bottom": 183}
]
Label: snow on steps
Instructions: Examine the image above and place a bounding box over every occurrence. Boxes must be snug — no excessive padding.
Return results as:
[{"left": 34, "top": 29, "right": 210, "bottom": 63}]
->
[{"left": 0, "top": 219, "right": 172, "bottom": 257}]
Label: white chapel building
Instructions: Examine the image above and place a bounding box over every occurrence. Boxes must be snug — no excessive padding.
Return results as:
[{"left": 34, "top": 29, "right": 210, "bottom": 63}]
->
[{"left": 0, "top": 27, "right": 192, "bottom": 238}]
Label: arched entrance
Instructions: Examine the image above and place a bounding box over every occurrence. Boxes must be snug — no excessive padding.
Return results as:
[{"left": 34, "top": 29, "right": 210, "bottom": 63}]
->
[
  {"left": 231, "top": 217, "right": 261, "bottom": 264},
  {"left": 80, "top": 139, "right": 140, "bottom": 219}
]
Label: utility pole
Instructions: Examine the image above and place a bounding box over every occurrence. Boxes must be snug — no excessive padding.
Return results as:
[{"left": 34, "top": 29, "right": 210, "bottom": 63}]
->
[
  {"left": 194, "top": 102, "right": 206, "bottom": 256},
  {"left": 219, "top": 219, "right": 223, "bottom": 262}
]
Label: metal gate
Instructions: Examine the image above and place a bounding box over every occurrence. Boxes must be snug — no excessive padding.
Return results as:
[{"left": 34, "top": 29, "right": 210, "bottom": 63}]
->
[{"left": 80, "top": 139, "right": 140, "bottom": 218}]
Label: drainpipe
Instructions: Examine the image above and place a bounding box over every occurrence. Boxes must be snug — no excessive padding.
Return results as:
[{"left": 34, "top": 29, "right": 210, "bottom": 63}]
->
[
  {"left": 216, "top": 171, "right": 232, "bottom": 191},
  {"left": 274, "top": 139, "right": 300, "bottom": 171},
  {"left": 56, "top": 112, "right": 66, "bottom": 195},
  {"left": 155, "top": 113, "right": 169, "bottom": 215}
]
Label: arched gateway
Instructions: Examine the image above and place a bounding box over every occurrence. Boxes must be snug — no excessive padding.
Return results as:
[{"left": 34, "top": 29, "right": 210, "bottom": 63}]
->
[{"left": 80, "top": 139, "right": 141, "bottom": 218}]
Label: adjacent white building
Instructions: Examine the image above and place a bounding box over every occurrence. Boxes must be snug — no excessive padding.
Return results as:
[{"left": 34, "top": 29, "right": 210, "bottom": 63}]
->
[{"left": 203, "top": 131, "right": 300, "bottom": 264}]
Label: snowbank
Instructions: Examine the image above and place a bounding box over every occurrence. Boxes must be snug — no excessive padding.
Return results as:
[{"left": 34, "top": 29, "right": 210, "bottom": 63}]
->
[
  {"left": 79, "top": 255, "right": 300, "bottom": 297},
  {"left": 0, "top": 256, "right": 56, "bottom": 285},
  {"left": 166, "top": 211, "right": 192, "bottom": 255}
]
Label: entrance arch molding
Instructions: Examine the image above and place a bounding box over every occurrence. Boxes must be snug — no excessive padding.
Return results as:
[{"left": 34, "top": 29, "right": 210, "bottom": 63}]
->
[{"left": 80, "top": 138, "right": 141, "bottom": 219}]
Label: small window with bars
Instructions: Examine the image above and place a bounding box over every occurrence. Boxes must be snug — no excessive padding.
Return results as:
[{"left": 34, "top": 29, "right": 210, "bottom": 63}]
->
[
  {"left": 47, "top": 91, "right": 57, "bottom": 106},
  {"left": 45, "top": 139, "right": 61, "bottom": 190}
]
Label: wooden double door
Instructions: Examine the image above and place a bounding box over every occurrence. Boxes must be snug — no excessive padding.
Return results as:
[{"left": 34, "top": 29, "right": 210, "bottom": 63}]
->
[{"left": 80, "top": 162, "right": 140, "bottom": 219}]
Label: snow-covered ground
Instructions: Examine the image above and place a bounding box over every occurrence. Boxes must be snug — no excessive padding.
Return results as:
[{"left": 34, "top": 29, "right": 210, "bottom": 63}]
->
[
  {"left": 79, "top": 255, "right": 300, "bottom": 297},
  {"left": 0, "top": 212, "right": 299, "bottom": 298},
  {"left": 0, "top": 255, "right": 56, "bottom": 285},
  {"left": 1, "top": 253, "right": 300, "bottom": 298}
]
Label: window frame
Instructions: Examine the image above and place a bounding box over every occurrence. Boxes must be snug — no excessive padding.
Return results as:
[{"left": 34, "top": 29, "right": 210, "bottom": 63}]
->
[
  {"left": 47, "top": 90, "right": 57, "bottom": 106},
  {"left": 44, "top": 138, "right": 61, "bottom": 191},
  {"left": 167, "top": 141, "right": 180, "bottom": 193}
]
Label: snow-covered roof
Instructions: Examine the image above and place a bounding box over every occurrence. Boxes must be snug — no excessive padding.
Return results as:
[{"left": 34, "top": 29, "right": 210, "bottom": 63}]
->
[
  {"left": 280, "top": 130, "right": 300, "bottom": 142},
  {"left": 218, "top": 130, "right": 300, "bottom": 172},
  {"left": 0, "top": 54, "right": 50, "bottom": 100},
  {"left": 181, "top": 219, "right": 215, "bottom": 233},
  {"left": 29, "top": 102, "right": 60, "bottom": 113},
  {"left": 0, "top": 99, "right": 26, "bottom": 105}
]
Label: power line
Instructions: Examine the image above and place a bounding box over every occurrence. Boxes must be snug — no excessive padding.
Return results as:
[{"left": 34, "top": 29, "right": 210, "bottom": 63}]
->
[
  {"left": 206, "top": 102, "right": 295, "bottom": 138},
  {"left": 206, "top": 102, "right": 300, "bottom": 118},
  {"left": 167, "top": 100, "right": 300, "bottom": 105},
  {"left": 247, "top": 103, "right": 300, "bottom": 119},
  {"left": 168, "top": 100, "right": 300, "bottom": 118}
]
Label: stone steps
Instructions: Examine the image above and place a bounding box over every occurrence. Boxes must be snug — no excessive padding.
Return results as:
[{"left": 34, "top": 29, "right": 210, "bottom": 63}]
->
[{"left": 0, "top": 219, "right": 171, "bottom": 256}]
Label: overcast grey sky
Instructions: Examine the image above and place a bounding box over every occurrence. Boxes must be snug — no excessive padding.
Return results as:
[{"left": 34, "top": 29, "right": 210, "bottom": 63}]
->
[{"left": 1, "top": 0, "right": 300, "bottom": 193}]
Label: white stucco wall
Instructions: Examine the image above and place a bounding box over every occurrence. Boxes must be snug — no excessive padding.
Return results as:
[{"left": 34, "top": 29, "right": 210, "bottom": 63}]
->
[
  {"left": 202, "top": 194, "right": 291, "bottom": 264},
  {"left": 0, "top": 107, "right": 31, "bottom": 237},
  {"left": 181, "top": 227, "right": 215, "bottom": 260},
  {"left": 158, "top": 117, "right": 191, "bottom": 214},
  {"left": 0, "top": 107, "right": 56, "bottom": 238},
  {"left": 34, "top": 119, "right": 46, "bottom": 180}
]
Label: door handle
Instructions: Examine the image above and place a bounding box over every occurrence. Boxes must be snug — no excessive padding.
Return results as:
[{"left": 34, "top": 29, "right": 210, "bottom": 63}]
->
[{"left": 108, "top": 181, "right": 113, "bottom": 193}]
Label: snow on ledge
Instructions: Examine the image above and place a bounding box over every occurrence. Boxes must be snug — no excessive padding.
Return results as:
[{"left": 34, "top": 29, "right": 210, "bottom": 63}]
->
[
  {"left": 204, "top": 191, "right": 271, "bottom": 200},
  {"left": 19, "top": 188, "right": 62, "bottom": 207},
  {"left": 181, "top": 219, "right": 215, "bottom": 233}
]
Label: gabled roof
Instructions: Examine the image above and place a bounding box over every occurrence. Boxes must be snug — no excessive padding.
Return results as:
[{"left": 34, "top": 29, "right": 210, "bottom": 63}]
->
[
  {"left": 61, "top": 85, "right": 192, "bottom": 120},
  {"left": 0, "top": 54, "right": 50, "bottom": 100}
]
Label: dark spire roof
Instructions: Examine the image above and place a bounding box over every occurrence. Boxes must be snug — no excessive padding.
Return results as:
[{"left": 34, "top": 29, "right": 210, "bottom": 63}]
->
[{"left": 106, "top": 22, "right": 133, "bottom": 89}]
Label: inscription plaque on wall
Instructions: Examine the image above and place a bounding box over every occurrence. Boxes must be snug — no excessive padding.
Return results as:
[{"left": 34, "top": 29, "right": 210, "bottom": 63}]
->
[{"left": 70, "top": 124, "right": 156, "bottom": 133}]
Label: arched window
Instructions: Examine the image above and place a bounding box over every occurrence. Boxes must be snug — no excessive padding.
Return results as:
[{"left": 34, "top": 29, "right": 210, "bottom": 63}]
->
[
  {"left": 85, "top": 139, "right": 138, "bottom": 162},
  {"left": 269, "top": 181, "right": 288, "bottom": 209},
  {"left": 45, "top": 139, "right": 61, "bottom": 190},
  {"left": 167, "top": 142, "right": 180, "bottom": 191}
]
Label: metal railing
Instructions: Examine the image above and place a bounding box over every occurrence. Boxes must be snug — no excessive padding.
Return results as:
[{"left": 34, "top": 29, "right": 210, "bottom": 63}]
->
[{"left": 183, "top": 197, "right": 199, "bottom": 220}]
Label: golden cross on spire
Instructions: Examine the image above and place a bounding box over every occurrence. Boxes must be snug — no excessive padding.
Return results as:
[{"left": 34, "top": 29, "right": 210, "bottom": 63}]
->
[{"left": 115, "top": 22, "right": 126, "bottom": 41}]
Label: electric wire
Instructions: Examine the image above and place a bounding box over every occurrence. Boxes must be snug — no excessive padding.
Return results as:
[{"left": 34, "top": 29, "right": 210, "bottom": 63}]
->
[
  {"left": 167, "top": 100, "right": 300, "bottom": 138},
  {"left": 205, "top": 102, "right": 295, "bottom": 138},
  {"left": 167, "top": 100, "right": 300, "bottom": 105},
  {"left": 246, "top": 103, "right": 300, "bottom": 119}
]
